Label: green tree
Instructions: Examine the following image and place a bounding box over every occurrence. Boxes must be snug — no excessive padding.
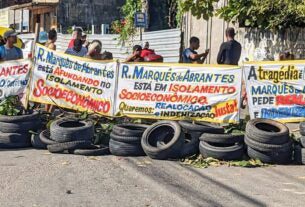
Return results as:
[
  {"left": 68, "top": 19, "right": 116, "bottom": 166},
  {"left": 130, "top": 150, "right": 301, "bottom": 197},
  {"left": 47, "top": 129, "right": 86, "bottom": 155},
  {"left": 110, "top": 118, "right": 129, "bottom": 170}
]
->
[{"left": 217, "top": 0, "right": 305, "bottom": 30}]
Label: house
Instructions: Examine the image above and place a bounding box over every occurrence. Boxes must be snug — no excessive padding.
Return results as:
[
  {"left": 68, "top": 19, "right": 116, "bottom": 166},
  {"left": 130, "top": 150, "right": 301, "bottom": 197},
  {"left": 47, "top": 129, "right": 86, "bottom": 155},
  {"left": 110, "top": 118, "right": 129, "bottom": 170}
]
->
[{"left": 0, "top": 0, "right": 124, "bottom": 33}]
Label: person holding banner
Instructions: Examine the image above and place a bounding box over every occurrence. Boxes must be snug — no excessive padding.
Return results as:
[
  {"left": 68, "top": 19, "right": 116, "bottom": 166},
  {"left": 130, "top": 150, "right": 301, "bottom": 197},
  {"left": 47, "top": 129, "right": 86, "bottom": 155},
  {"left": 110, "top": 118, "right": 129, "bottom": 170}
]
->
[
  {"left": 0, "top": 30, "right": 23, "bottom": 61},
  {"left": 126, "top": 45, "right": 144, "bottom": 62},
  {"left": 45, "top": 29, "right": 57, "bottom": 51},
  {"left": 182, "top": 37, "right": 209, "bottom": 64},
  {"left": 68, "top": 27, "right": 82, "bottom": 49},
  {"left": 65, "top": 39, "right": 88, "bottom": 57}
]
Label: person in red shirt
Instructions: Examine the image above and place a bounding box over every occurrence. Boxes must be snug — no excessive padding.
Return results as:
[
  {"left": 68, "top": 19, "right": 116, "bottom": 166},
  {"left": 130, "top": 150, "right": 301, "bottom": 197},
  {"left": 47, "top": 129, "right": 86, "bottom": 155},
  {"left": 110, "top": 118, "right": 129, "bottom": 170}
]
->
[
  {"left": 68, "top": 28, "right": 82, "bottom": 48},
  {"left": 140, "top": 42, "right": 163, "bottom": 62}
]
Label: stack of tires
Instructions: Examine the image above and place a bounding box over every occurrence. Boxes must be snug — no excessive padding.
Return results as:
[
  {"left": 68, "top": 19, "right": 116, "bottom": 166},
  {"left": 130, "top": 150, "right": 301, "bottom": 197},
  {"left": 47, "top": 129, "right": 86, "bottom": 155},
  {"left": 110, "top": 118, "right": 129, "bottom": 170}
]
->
[
  {"left": 245, "top": 119, "right": 293, "bottom": 164},
  {"left": 199, "top": 133, "right": 245, "bottom": 160},
  {"left": 294, "top": 122, "right": 305, "bottom": 164},
  {"left": 40, "top": 118, "right": 109, "bottom": 156},
  {"left": 109, "top": 124, "right": 147, "bottom": 156},
  {"left": 0, "top": 112, "right": 41, "bottom": 148},
  {"left": 178, "top": 120, "right": 225, "bottom": 158},
  {"left": 141, "top": 120, "right": 224, "bottom": 160}
]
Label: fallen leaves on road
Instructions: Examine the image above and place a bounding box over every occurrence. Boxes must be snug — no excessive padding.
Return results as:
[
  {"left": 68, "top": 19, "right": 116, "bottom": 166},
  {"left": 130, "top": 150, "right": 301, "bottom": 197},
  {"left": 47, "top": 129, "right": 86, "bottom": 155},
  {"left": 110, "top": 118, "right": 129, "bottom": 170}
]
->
[
  {"left": 61, "top": 161, "right": 71, "bottom": 165},
  {"left": 87, "top": 156, "right": 100, "bottom": 161},
  {"left": 181, "top": 155, "right": 269, "bottom": 169}
]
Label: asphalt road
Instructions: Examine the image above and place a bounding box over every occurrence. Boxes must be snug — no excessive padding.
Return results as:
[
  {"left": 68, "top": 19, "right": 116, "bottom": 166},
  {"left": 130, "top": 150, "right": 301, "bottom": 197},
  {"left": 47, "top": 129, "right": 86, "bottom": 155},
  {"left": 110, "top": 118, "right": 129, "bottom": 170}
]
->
[{"left": 0, "top": 149, "right": 304, "bottom": 207}]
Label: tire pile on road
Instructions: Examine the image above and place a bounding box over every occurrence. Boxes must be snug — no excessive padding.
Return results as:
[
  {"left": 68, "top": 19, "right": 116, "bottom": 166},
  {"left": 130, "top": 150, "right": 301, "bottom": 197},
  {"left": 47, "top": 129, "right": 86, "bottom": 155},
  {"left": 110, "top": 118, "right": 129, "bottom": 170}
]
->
[
  {"left": 0, "top": 112, "right": 42, "bottom": 148},
  {"left": 109, "top": 124, "right": 147, "bottom": 156},
  {"left": 294, "top": 122, "right": 305, "bottom": 165},
  {"left": 245, "top": 118, "right": 293, "bottom": 164},
  {"left": 39, "top": 118, "right": 109, "bottom": 156},
  {"left": 199, "top": 133, "right": 245, "bottom": 161},
  {"left": 141, "top": 120, "right": 224, "bottom": 160}
]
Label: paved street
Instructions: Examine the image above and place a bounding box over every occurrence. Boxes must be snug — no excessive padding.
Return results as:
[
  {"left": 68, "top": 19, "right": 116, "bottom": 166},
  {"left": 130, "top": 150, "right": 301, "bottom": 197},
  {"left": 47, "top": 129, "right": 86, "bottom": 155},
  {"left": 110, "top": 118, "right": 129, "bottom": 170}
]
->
[{"left": 0, "top": 149, "right": 304, "bottom": 207}]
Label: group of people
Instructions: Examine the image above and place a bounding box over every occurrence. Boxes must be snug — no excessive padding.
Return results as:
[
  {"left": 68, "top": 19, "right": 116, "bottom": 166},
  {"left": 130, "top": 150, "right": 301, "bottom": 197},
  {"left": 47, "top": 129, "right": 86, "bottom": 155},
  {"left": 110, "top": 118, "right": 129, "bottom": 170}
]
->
[
  {"left": 37, "top": 27, "right": 113, "bottom": 61},
  {"left": 183, "top": 27, "right": 242, "bottom": 65}
]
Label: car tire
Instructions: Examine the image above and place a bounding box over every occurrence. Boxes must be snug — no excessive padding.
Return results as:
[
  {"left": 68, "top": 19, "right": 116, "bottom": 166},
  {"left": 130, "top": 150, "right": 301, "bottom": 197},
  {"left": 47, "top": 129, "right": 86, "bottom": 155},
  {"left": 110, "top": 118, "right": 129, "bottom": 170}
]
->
[
  {"left": 0, "top": 111, "right": 40, "bottom": 122},
  {"left": 110, "top": 133, "right": 141, "bottom": 143},
  {"left": 178, "top": 120, "right": 224, "bottom": 133},
  {"left": 0, "top": 121, "right": 41, "bottom": 133},
  {"left": 246, "top": 119, "right": 289, "bottom": 144},
  {"left": 39, "top": 130, "right": 57, "bottom": 145},
  {"left": 245, "top": 135, "right": 292, "bottom": 152},
  {"left": 47, "top": 141, "right": 92, "bottom": 153},
  {"left": 141, "top": 121, "right": 184, "bottom": 160},
  {"left": 50, "top": 118, "right": 94, "bottom": 143},
  {"left": 112, "top": 124, "right": 148, "bottom": 137},
  {"left": 72, "top": 145, "right": 110, "bottom": 156},
  {"left": 247, "top": 146, "right": 292, "bottom": 164},
  {"left": 31, "top": 131, "right": 47, "bottom": 149},
  {"left": 199, "top": 133, "right": 244, "bottom": 145},
  {"left": 109, "top": 139, "right": 145, "bottom": 156},
  {"left": 199, "top": 141, "right": 244, "bottom": 160},
  {"left": 0, "top": 132, "right": 31, "bottom": 148}
]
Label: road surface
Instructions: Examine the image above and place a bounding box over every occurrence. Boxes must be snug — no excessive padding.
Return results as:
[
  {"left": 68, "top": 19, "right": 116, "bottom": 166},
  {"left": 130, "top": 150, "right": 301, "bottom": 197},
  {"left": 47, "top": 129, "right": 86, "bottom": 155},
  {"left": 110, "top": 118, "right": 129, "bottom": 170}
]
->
[{"left": 0, "top": 149, "right": 304, "bottom": 207}]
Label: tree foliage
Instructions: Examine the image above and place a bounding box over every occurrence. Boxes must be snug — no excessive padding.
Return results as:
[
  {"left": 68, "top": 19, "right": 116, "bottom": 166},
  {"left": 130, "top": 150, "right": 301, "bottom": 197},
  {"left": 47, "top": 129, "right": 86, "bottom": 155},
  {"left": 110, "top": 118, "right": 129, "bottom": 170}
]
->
[
  {"left": 181, "top": 0, "right": 305, "bottom": 30},
  {"left": 111, "top": 0, "right": 142, "bottom": 43},
  {"left": 180, "top": 0, "right": 218, "bottom": 20},
  {"left": 217, "top": 0, "right": 305, "bottom": 30}
]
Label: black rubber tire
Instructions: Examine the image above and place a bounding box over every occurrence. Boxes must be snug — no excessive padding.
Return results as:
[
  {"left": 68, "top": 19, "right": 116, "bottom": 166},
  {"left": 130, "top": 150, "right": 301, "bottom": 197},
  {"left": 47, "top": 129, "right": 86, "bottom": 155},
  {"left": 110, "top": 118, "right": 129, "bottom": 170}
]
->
[
  {"left": 112, "top": 124, "right": 148, "bottom": 137},
  {"left": 245, "top": 135, "right": 293, "bottom": 152},
  {"left": 199, "top": 141, "right": 244, "bottom": 160},
  {"left": 110, "top": 133, "right": 141, "bottom": 143},
  {"left": 50, "top": 118, "right": 94, "bottom": 143},
  {"left": 0, "top": 121, "right": 41, "bottom": 133},
  {"left": 47, "top": 141, "right": 92, "bottom": 153},
  {"left": 300, "top": 136, "right": 305, "bottom": 148},
  {"left": 0, "top": 111, "right": 39, "bottom": 123},
  {"left": 178, "top": 120, "right": 224, "bottom": 133},
  {"left": 73, "top": 146, "right": 110, "bottom": 156},
  {"left": 247, "top": 146, "right": 292, "bottom": 164},
  {"left": 300, "top": 122, "right": 305, "bottom": 136},
  {"left": 246, "top": 118, "right": 289, "bottom": 145},
  {"left": 31, "top": 131, "right": 47, "bottom": 149},
  {"left": 141, "top": 121, "right": 184, "bottom": 160},
  {"left": 179, "top": 132, "right": 200, "bottom": 158},
  {"left": 39, "top": 130, "right": 57, "bottom": 145},
  {"left": 199, "top": 133, "right": 244, "bottom": 144},
  {"left": 157, "top": 132, "right": 201, "bottom": 158},
  {"left": 0, "top": 132, "right": 31, "bottom": 148},
  {"left": 294, "top": 144, "right": 303, "bottom": 164},
  {"left": 109, "top": 139, "right": 145, "bottom": 156}
]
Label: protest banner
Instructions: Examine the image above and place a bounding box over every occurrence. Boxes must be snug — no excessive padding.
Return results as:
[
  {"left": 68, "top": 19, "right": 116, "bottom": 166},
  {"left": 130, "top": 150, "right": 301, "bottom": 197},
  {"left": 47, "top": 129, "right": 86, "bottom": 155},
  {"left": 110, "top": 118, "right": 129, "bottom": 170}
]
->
[
  {"left": 115, "top": 63, "right": 242, "bottom": 123},
  {"left": 244, "top": 60, "right": 305, "bottom": 123},
  {"left": 29, "top": 44, "right": 117, "bottom": 116},
  {"left": 0, "top": 59, "right": 31, "bottom": 101}
]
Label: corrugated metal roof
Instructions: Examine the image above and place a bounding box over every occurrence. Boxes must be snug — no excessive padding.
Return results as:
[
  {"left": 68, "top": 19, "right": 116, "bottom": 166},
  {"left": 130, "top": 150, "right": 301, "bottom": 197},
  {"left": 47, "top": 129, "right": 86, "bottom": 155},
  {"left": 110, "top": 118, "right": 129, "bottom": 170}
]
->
[{"left": 19, "top": 29, "right": 182, "bottom": 63}]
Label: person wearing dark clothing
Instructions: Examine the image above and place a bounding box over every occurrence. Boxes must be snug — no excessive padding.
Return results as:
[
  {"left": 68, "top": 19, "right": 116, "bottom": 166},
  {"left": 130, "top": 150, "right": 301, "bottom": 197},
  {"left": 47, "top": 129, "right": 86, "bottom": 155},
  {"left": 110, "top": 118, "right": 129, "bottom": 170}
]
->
[
  {"left": 182, "top": 37, "right": 209, "bottom": 64},
  {"left": 217, "top": 28, "right": 241, "bottom": 65},
  {"left": 126, "top": 45, "right": 144, "bottom": 62}
]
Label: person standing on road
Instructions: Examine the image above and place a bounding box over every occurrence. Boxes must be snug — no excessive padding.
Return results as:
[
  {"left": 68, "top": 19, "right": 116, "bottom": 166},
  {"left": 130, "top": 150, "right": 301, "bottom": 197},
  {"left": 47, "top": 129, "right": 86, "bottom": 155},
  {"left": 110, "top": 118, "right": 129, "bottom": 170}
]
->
[
  {"left": 182, "top": 37, "right": 209, "bottom": 64},
  {"left": 68, "top": 28, "right": 82, "bottom": 49},
  {"left": 45, "top": 29, "right": 57, "bottom": 51},
  {"left": 217, "top": 27, "right": 242, "bottom": 65},
  {"left": 0, "top": 30, "right": 23, "bottom": 61}
]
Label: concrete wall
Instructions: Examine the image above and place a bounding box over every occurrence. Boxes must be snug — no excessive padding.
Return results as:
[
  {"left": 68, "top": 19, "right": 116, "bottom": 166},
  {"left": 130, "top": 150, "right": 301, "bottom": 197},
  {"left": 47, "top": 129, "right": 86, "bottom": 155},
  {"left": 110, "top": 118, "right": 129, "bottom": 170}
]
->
[
  {"left": 0, "top": 7, "right": 9, "bottom": 27},
  {"left": 182, "top": 13, "right": 305, "bottom": 64},
  {"left": 57, "top": 0, "right": 124, "bottom": 33}
]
